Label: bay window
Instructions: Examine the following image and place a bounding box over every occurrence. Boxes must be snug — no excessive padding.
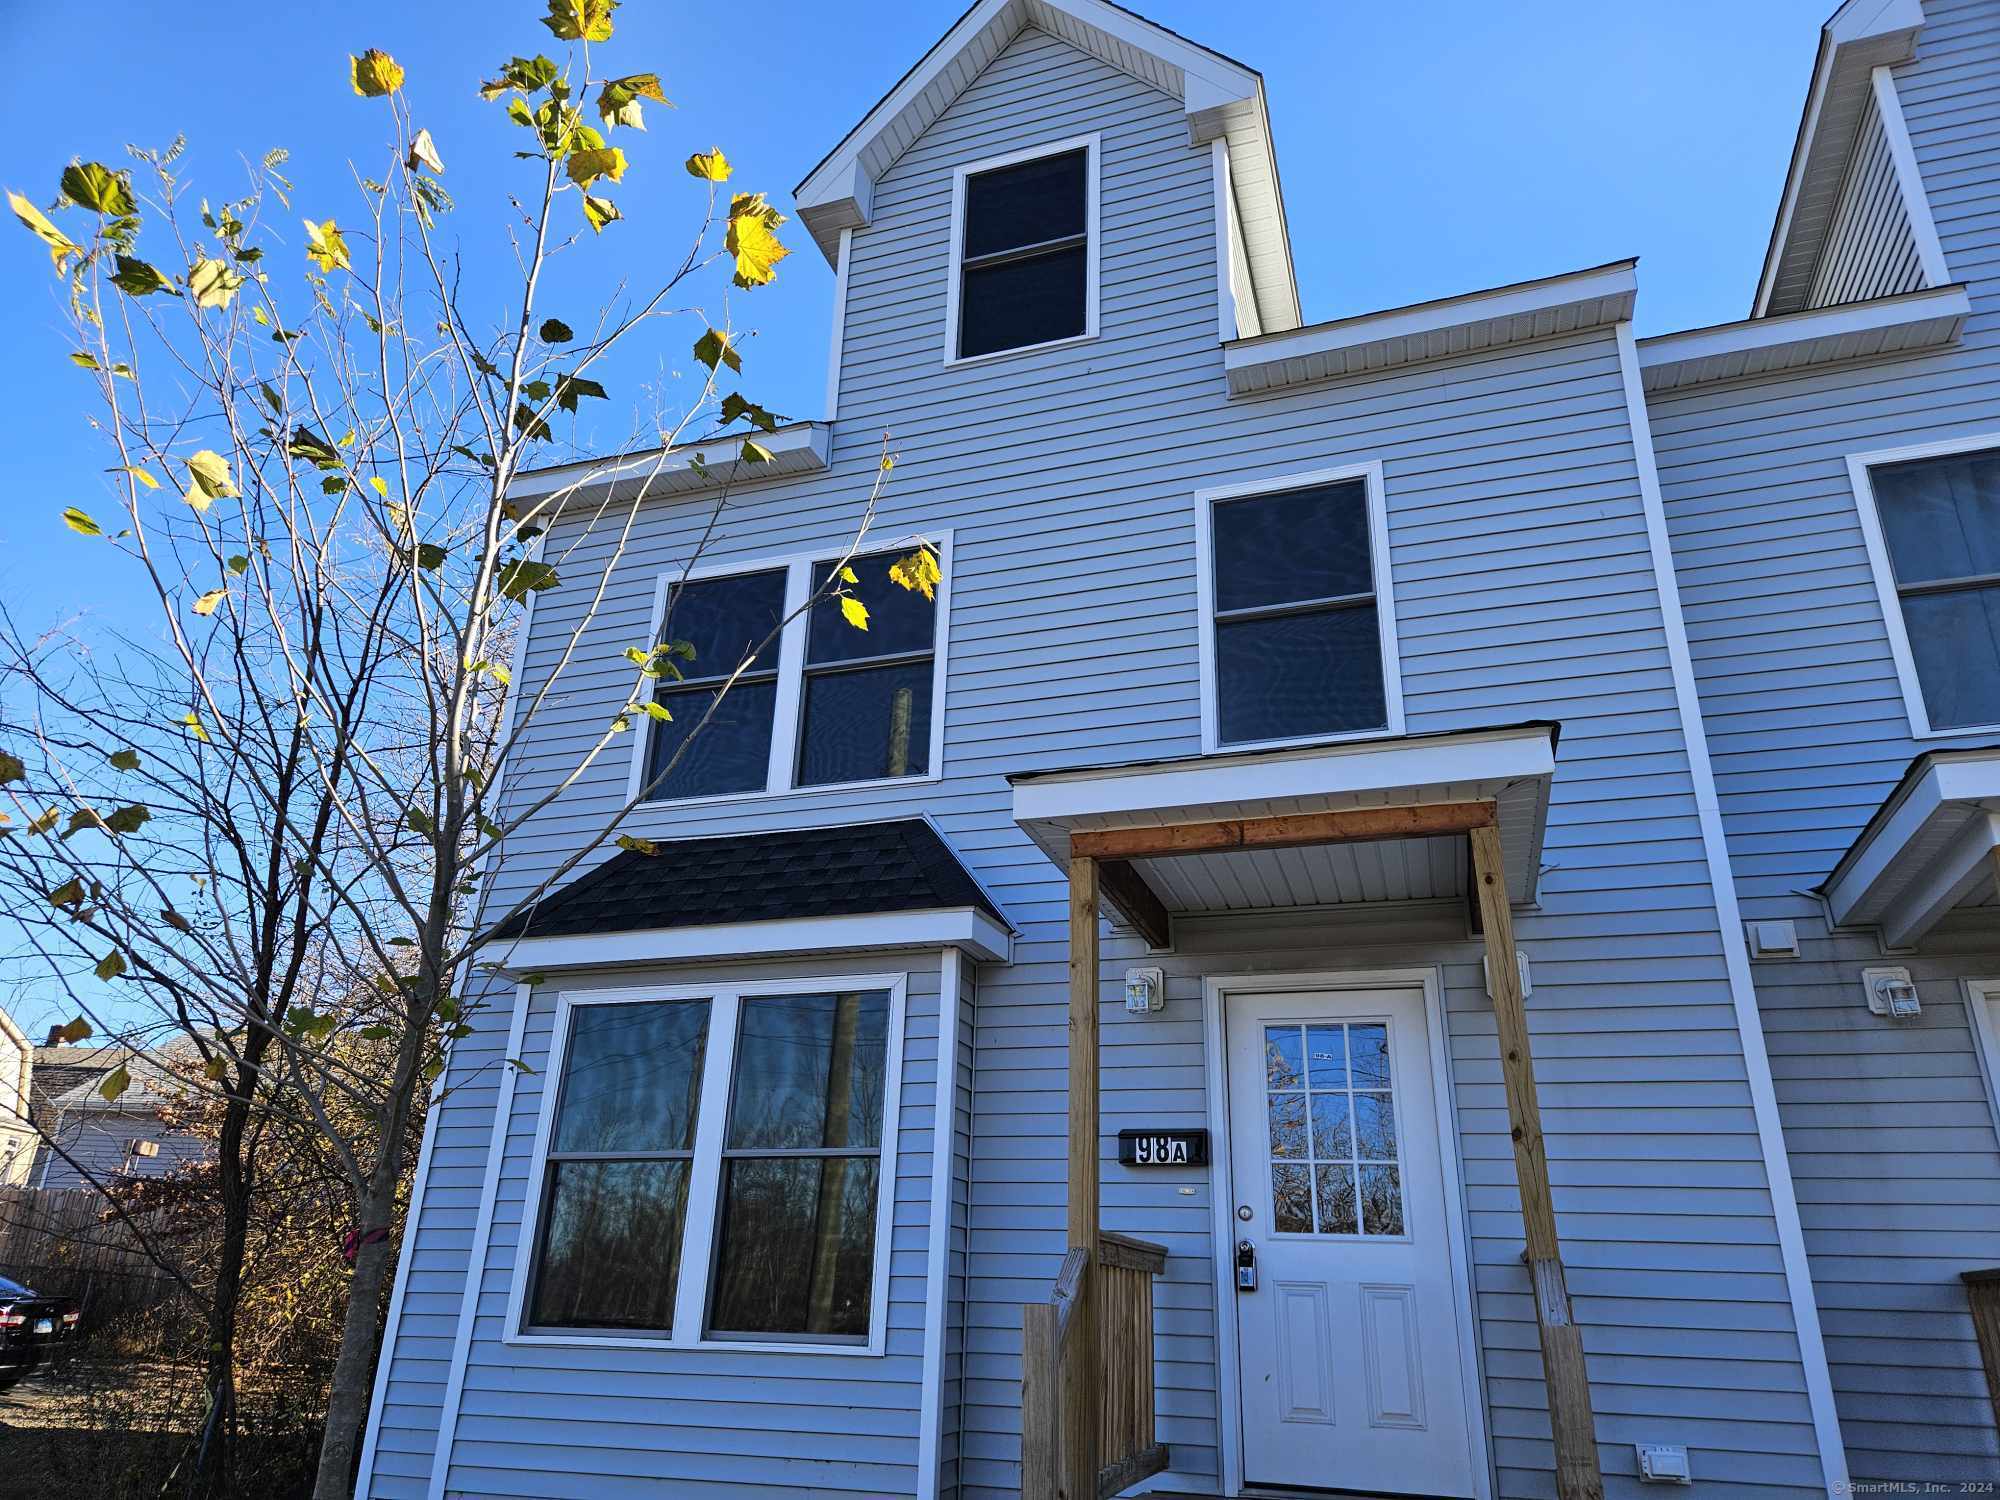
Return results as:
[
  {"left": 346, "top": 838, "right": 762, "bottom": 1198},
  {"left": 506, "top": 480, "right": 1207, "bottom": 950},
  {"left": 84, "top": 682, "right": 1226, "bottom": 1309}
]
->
[{"left": 519, "top": 976, "right": 905, "bottom": 1351}]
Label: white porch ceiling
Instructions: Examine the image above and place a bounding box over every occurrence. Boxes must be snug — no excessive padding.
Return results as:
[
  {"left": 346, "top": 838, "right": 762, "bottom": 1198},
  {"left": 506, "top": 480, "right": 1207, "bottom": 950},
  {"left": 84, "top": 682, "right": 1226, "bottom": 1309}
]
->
[{"left": 1824, "top": 748, "right": 2000, "bottom": 947}]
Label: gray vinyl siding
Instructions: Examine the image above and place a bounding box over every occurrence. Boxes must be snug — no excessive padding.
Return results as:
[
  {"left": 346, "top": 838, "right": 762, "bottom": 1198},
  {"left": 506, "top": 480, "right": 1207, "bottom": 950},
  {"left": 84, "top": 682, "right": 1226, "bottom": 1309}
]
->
[
  {"left": 365, "top": 23, "right": 1841, "bottom": 1500},
  {"left": 438, "top": 950, "right": 942, "bottom": 1500},
  {"left": 1805, "top": 85, "right": 1927, "bottom": 310},
  {"left": 1649, "top": 0, "right": 2000, "bottom": 1483},
  {"left": 37, "top": 1108, "right": 203, "bottom": 1188}
]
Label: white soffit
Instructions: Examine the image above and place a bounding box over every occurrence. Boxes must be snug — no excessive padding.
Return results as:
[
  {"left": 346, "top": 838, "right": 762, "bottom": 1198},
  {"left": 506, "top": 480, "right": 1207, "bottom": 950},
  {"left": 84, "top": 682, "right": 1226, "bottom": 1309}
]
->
[
  {"left": 506, "top": 421, "right": 830, "bottom": 503},
  {"left": 1637, "top": 283, "right": 1969, "bottom": 393},
  {"left": 1753, "top": 0, "right": 1926, "bottom": 318},
  {"left": 1221, "top": 261, "right": 1637, "bottom": 396},
  {"left": 1824, "top": 748, "right": 2000, "bottom": 948},
  {"left": 792, "top": 0, "right": 1302, "bottom": 332},
  {"left": 1010, "top": 722, "right": 1558, "bottom": 907}
]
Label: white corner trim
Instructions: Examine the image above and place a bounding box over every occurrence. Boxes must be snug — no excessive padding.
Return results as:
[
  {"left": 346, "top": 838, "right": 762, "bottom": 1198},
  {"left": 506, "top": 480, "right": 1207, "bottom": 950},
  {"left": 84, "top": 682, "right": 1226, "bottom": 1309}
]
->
[
  {"left": 1963, "top": 978, "right": 2000, "bottom": 1155},
  {"left": 1201, "top": 967, "right": 1492, "bottom": 1500},
  {"left": 1871, "top": 65, "right": 1950, "bottom": 289},
  {"left": 825, "top": 227, "right": 853, "bottom": 420},
  {"left": 353, "top": 1072, "right": 445, "bottom": 1497},
  {"left": 425, "top": 982, "right": 535, "bottom": 1498},
  {"left": 488, "top": 906, "right": 1011, "bottom": 973},
  {"left": 1191, "top": 460, "right": 1404, "bottom": 755},
  {"left": 1209, "top": 138, "right": 1236, "bottom": 345},
  {"left": 917, "top": 946, "right": 964, "bottom": 1500},
  {"left": 503, "top": 972, "right": 910, "bottom": 1358},
  {"left": 1615, "top": 321, "right": 1850, "bottom": 1496},
  {"left": 1844, "top": 431, "right": 2000, "bottom": 741},
  {"left": 942, "top": 133, "right": 1101, "bottom": 369}
]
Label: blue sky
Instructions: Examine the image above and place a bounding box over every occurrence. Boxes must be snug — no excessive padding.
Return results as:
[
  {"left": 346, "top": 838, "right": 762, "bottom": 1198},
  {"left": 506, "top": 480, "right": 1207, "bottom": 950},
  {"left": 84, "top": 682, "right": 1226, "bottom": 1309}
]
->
[{"left": 0, "top": 0, "right": 1828, "bottom": 1033}]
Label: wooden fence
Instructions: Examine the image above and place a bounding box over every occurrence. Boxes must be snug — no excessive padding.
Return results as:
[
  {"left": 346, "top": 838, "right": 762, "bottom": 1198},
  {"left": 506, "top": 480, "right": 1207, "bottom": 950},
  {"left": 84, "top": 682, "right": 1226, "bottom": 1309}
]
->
[{"left": 0, "top": 1184, "right": 180, "bottom": 1322}]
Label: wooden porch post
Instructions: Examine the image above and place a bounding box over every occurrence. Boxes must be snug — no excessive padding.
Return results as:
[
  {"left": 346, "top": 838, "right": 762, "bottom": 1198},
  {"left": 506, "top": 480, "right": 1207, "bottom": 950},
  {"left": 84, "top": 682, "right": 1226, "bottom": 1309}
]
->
[
  {"left": 1066, "top": 852, "right": 1102, "bottom": 1500},
  {"left": 1469, "top": 823, "right": 1604, "bottom": 1500}
]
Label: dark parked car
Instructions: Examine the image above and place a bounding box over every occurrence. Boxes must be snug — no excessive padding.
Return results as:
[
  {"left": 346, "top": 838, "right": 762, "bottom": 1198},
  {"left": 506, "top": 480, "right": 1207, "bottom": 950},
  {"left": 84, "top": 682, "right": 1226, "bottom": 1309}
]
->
[{"left": 0, "top": 1274, "right": 79, "bottom": 1388}]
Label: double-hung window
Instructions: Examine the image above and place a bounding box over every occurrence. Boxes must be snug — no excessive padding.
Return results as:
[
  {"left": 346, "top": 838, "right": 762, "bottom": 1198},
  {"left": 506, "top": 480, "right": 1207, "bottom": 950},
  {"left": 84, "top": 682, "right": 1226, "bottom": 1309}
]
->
[
  {"left": 1861, "top": 443, "right": 2000, "bottom": 732},
  {"left": 521, "top": 978, "right": 903, "bottom": 1349},
  {"left": 950, "top": 139, "right": 1097, "bottom": 362},
  {"left": 1201, "top": 470, "right": 1400, "bottom": 749},
  {"left": 643, "top": 569, "right": 787, "bottom": 801},
  {"left": 634, "top": 539, "right": 948, "bottom": 804}
]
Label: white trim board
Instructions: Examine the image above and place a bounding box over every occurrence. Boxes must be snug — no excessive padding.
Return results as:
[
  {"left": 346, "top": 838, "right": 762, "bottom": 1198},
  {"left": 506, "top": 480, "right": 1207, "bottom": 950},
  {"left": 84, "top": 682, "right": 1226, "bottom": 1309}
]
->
[
  {"left": 1198, "top": 966, "right": 1491, "bottom": 1500},
  {"left": 1845, "top": 431, "right": 2000, "bottom": 741},
  {"left": 1637, "top": 283, "right": 1969, "bottom": 394},
  {"left": 503, "top": 971, "right": 910, "bottom": 1358},
  {"left": 621, "top": 529, "right": 956, "bottom": 813},
  {"left": 487, "top": 907, "right": 1011, "bottom": 973},
  {"left": 1222, "top": 260, "right": 1636, "bottom": 396},
  {"left": 1872, "top": 64, "right": 1951, "bottom": 290},
  {"left": 916, "top": 945, "right": 964, "bottom": 1500},
  {"left": 505, "top": 420, "right": 831, "bottom": 503},
  {"left": 1615, "top": 321, "right": 1850, "bottom": 1495},
  {"left": 1191, "top": 460, "right": 1404, "bottom": 755},
  {"left": 1963, "top": 978, "right": 2000, "bottom": 1157},
  {"left": 941, "top": 133, "right": 1101, "bottom": 369}
]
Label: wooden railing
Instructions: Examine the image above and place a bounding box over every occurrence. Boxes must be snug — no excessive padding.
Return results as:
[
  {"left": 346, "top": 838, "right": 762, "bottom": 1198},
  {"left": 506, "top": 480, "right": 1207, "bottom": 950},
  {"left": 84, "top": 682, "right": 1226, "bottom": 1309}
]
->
[
  {"left": 1022, "top": 1231, "right": 1168, "bottom": 1500},
  {"left": 1963, "top": 1269, "right": 2000, "bottom": 1437}
]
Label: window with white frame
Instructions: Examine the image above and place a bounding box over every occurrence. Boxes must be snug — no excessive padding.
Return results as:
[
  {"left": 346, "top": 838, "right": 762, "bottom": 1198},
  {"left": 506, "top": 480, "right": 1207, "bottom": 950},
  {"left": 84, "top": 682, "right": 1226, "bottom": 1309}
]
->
[
  {"left": 523, "top": 979, "right": 901, "bottom": 1346},
  {"left": 950, "top": 141, "right": 1095, "bottom": 361},
  {"left": 636, "top": 542, "right": 946, "bottom": 804},
  {"left": 1204, "top": 475, "right": 1393, "bottom": 747},
  {"left": 1864, "top": 444, "right": 2000, "bottom": 731}
]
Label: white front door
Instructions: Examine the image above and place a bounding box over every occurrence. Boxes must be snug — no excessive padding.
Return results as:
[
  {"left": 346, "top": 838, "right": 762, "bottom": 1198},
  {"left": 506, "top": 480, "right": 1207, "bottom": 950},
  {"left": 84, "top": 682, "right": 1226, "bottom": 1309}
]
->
[{"left": 1225, "top": 987, "right": 1479, "bottom": 1497}]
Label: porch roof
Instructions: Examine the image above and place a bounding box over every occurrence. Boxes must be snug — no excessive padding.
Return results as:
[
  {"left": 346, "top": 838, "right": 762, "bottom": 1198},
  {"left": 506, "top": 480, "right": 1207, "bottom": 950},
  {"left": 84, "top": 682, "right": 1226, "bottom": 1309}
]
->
[
  {"left": 1008, "top": 723, "right": 1558, "bottom": 937},
  {"left": 1822, "top": 746, "right": 2000, "bottom": 947}
]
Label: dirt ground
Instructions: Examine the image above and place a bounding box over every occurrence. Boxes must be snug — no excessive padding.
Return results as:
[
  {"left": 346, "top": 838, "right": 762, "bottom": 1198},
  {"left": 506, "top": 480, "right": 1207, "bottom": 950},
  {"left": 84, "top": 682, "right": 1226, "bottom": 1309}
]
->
[{"left": 0, "top": 1359, "right": 188, "bottom": 1499}]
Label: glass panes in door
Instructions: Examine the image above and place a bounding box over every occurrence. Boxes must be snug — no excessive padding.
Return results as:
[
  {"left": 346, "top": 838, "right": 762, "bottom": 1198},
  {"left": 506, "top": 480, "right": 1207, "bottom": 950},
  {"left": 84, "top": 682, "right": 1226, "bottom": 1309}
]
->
[{"left": 1262, "top": 1021, "right": 1405, "bottom": 1237}]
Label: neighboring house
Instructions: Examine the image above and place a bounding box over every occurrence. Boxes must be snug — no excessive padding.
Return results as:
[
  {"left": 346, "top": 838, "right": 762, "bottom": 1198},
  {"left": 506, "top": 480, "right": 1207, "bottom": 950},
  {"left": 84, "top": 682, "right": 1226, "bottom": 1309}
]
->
[
  {"left": 0, "top": 1008, "right": 30, "bottom": 1186},
  {"left": 33, "top": 1040, "right": 205, "bottom": 1190},
  {"left": 358, "top": 3, "right": 2000, "bottom": 1498}
]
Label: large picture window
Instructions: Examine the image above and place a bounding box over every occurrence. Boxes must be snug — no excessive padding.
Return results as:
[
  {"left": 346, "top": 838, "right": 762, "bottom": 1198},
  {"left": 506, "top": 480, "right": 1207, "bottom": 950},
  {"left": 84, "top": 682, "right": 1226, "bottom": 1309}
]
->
[
  {"left": 517, "top": 977, "right": 905, "bottom": 1351},
  {"left": 949, "top": 139, "right": 1097, "bottom": 362},
  {"left": 1862, "top": 443, "right": 2000, "bottom": 732},
  {"left": 630, "top": 538, "right": 950, "bottom": 805},
  {"left": 1200, "top": 470, "right": 1400, "bottom": 749}
]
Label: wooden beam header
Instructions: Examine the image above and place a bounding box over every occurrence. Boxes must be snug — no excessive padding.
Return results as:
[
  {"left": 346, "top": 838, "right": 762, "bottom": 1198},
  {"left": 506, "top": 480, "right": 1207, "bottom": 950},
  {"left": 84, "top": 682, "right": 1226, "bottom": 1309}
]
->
[{"left": 1067, "top": 800, "right": 1496, "bottom": 863}]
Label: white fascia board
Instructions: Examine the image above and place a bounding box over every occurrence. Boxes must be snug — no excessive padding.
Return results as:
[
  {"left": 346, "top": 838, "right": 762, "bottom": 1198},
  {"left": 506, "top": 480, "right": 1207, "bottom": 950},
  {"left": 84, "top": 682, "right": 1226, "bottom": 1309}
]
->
[
  {"left": 1827, "top": 752, "right": 2000, "bottom": 926},
  {"left": 505, "top": 421, "right": 831, "bottom": 503},
  {"left": 792, "top": 0, "right": 1265, "bottom": 267},
  {"left": 1222, "top": 261, "right": 1637, "bottom": 394},
  {"left": 1012, "top": 724, "right": 1556, "bottom": 826},
  {"left": 1637, "top": 284, "right": 1969, "bottom": 393},
  {"left": 486, "top": 907, "right": 1011, "bottom": 971},
  {"left": 1752, "top": 0, "right": 1926, "bottom": 318}
]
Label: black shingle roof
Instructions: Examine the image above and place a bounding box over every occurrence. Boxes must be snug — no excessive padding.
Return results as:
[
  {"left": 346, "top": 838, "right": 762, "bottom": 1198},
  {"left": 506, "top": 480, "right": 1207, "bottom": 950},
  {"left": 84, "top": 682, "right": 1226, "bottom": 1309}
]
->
[{"left": 486, "top": 819, "right": 1006, "bottom": 942}]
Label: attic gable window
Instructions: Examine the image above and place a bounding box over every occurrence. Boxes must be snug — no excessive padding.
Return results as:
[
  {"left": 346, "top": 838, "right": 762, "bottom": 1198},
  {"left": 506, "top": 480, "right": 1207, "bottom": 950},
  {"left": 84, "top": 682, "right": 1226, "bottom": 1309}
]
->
[{"left": 948, "top": 138, "right": 1098, "bottom": 363}]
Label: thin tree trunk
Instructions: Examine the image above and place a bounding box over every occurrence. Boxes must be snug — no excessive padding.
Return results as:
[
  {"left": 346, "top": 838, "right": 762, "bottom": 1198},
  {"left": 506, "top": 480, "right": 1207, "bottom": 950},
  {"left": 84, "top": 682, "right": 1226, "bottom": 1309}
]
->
[
  {"left": 311, "top": 1163, "right": 399, "bottom": 1500},
  {"left": 188, "top": 1095, "right": 251, "bottom": 1498}
]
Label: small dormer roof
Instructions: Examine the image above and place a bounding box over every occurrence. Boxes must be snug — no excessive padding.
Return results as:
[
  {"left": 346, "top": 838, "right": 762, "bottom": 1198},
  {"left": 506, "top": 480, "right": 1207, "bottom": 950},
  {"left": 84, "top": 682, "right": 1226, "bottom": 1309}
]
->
[
  {"left": 1752, "top": 0, "right": 1927, "bottom": 318},
  {"left": 792, "top": 0, "right": 1302, "bottom": 333}
]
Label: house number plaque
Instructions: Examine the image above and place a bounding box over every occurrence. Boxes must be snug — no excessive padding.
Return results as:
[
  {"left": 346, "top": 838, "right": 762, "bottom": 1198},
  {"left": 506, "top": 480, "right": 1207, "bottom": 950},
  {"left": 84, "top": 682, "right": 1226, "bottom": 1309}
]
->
[{"left": 1117, "top": 1128, "right": 1209, "bottom": 1167}]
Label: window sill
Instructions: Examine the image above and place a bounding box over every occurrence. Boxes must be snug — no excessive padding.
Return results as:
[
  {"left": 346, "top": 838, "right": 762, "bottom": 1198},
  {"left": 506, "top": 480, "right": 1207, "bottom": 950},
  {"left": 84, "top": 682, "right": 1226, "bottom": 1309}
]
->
[
  {"left": 504, "top": 1329, "right": 887, "bottom": 1358},
  {"left": 1911, "top": 717, "right": 2000, "bottom": 740},
  {"left": 943, "top": 329, "right": 1098, "bottom": 371},
  {"left": 631, "top": 768, "right": 945, "bottom": 817}
]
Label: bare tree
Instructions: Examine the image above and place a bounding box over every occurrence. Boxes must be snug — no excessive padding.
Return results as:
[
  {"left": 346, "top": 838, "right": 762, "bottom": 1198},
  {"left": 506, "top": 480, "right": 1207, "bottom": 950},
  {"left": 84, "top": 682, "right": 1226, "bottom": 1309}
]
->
[{"left": 0, "top": 4, "right": 935, "bottom": 1495}]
